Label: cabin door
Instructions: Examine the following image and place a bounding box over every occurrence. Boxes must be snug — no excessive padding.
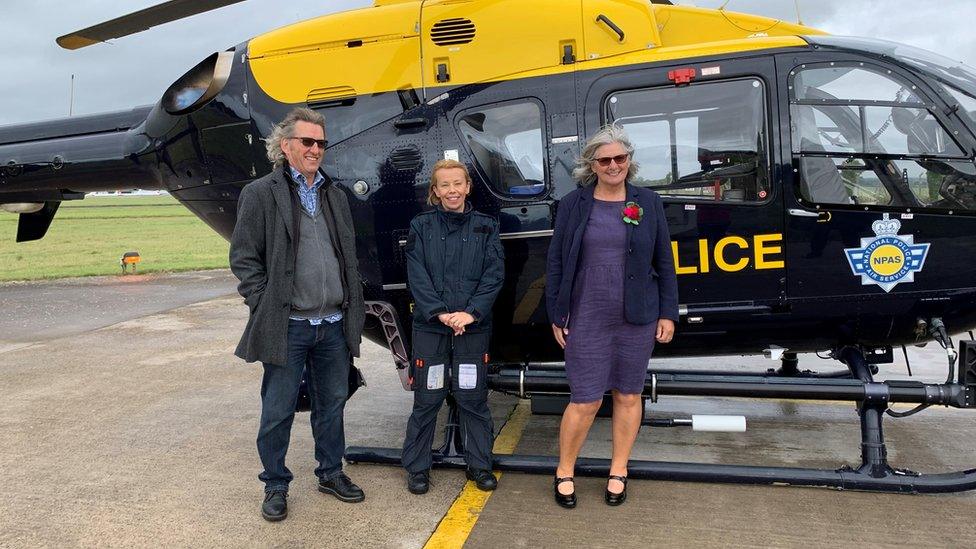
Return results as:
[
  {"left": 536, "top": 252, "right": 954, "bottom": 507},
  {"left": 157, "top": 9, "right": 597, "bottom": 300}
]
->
[{"left": 583, "top": 56, "right": 786, "bottom": 325}]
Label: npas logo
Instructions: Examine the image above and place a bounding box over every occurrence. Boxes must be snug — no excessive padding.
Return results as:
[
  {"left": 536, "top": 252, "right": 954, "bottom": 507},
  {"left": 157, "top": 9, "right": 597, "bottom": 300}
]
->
[{"left": 844, "top": 214, "right": 930, "bottom": 293}]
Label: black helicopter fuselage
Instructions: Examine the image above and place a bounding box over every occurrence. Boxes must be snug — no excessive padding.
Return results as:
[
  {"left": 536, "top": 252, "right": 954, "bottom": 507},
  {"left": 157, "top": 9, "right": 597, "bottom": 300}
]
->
[{"left": 3, "top": 36, "right": 976, "bottom": 364}]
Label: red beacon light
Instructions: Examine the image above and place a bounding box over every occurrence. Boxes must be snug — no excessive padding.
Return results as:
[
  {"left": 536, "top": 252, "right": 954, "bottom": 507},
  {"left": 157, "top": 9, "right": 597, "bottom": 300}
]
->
[{"left": 668, "top": 67, "right": 697, "bottom": 86}]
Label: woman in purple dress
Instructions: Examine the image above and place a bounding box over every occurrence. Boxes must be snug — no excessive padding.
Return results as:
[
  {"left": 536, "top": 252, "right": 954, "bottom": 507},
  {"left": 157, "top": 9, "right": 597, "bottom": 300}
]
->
[{"left": 545, "top": 125, "right": 679, "bottom": 508}]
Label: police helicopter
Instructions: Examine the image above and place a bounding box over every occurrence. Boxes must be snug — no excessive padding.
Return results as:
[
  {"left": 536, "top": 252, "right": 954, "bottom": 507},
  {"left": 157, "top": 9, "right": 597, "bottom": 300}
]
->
[{"left": 3, "top": 0, "right": 976, "bottom": 493}]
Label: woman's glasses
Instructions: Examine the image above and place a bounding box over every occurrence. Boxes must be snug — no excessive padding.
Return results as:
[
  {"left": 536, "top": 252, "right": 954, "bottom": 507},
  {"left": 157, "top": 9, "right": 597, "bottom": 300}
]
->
[
  {"left": 289, "top": 137, "right": 328, "bottom": 149},
  {"left": 594, "top": 154, "right": 629, "bottom": 167}
]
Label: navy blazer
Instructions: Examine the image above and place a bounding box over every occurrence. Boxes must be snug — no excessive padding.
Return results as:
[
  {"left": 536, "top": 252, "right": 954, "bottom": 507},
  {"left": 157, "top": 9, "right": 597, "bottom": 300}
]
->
[{"left": 546, "top": 183, "right": 679, "bottom": 328}]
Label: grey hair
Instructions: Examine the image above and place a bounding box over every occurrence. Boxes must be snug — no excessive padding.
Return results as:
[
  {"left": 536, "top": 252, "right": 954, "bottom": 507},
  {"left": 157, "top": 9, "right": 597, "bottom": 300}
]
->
[
  {"left": 572, "top": 124, "right": 640, "bottom": 186},
  {"left": 264, "top": 107, "right": 327, "bottom": 167}
]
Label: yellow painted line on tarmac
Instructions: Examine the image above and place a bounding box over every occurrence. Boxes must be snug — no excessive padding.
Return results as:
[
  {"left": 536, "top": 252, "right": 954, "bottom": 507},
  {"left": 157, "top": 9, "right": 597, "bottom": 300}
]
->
[
  {"left": 491, "top": 399, "right": 532, "bottom": 454},
  {"left": 423, "top": 399, "right": 531, "bottom": 549}
]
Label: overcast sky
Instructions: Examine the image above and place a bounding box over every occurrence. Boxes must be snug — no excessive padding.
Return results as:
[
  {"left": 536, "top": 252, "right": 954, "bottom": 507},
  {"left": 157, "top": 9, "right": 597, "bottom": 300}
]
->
[{"left": 1, "top": 0, "right": 974, "bottom": 126}]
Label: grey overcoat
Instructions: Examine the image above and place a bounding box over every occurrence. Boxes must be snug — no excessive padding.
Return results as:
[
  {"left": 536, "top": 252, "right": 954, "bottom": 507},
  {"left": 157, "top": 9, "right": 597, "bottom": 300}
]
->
[{"left": 229, "top": 166, "right": 364, "bottom": 365}]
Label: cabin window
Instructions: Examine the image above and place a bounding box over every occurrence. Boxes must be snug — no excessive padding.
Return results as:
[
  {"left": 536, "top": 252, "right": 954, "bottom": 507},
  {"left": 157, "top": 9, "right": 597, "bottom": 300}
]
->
[
  {"left": 791, "top": 63, "right": 976, "bottom": 212},
  {"left": 605, "top": 78, "right": 769, "bottom": 202},
  {"left": 457, "top": 100, "right": 546, "bottom": 197}
]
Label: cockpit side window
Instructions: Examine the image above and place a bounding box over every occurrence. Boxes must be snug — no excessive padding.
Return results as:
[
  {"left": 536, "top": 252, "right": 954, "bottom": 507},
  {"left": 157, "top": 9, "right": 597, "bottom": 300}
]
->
[
  {"left": 606, "top": 78, "right": 769, "bottom": 203},
  {"left": 794, "top": 66, "right": 925, "bottom": 104},
  {"left": 790, "top": 63, "right": 976, "bottom": 213},
  {"left": 944, "top": 85, "right": 976, "bottom": 132}
]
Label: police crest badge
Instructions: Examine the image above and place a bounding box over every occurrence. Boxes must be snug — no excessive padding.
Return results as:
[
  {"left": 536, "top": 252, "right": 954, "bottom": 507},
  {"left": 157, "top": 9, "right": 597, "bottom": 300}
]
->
[{"left": 844, "top": 214, "right": 930, "bottom": 293}]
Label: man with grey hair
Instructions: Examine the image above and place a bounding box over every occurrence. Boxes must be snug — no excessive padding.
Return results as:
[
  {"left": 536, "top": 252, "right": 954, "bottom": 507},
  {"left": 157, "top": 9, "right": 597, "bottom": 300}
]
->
[{"left": 230, "top": 107, "right": 365, "bottom": 521}]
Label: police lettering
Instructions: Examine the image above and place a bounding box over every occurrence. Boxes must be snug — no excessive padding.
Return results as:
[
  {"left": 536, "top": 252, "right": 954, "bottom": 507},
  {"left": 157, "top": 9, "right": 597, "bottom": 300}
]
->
[{"left": 670, "top": 233, "right": 785, "bottom": 275}]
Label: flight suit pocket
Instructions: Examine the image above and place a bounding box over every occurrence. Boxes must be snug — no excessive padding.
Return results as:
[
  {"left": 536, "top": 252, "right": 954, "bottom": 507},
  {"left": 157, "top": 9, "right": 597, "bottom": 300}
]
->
[
  {"left": 450, "top": 331, "right": 491, "bottom": 393},
  {"left": 412, "top": 358, "right": 448, "bottom": 392},
  {"left": 462, "top": 234, "right": 483, "bottom": 281},
  {"left": 410, "top": 329, "right": 450, "bottom": 394},
  {"left": 451, "top": 357, "right": 487, "bottom": 392}
]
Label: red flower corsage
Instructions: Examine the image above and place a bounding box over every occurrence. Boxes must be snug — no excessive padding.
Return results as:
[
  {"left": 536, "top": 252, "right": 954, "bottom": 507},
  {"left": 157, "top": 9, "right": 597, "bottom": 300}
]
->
[{"left": 622, "top": 201, "right": 643, "bottom": 225}]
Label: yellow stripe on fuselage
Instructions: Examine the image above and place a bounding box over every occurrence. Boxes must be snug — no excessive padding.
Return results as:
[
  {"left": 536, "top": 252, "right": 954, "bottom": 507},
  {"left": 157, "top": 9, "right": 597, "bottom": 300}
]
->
[{"left": 246, "top": 0, "right": 825, "bottom": 105}]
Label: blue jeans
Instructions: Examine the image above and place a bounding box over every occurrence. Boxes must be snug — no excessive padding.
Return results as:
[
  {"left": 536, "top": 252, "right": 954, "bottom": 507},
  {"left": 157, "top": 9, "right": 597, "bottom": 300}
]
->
[{"left": 257, "top": 319, "right": 349, "bottom": 493}]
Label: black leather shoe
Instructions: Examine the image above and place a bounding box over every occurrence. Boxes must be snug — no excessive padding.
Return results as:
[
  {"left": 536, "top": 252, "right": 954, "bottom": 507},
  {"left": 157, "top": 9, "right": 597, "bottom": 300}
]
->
[
  {"left": 465, "top": 468, "right": 498, "bottom": 491},
  {"left": 407, "top": 471, "right": 430, "bottom": 494},
  {"left": 554, "top": 476, "right": 576, "bottom": 509},
  {"left": 605, "top": 475, "right": 628, "bottom": 506},
  {"left": 261, "top": 490, "right": 287, "bottom": 522},
  {"left": 318, "top": 472, "right": 366, "bottom": 503}
]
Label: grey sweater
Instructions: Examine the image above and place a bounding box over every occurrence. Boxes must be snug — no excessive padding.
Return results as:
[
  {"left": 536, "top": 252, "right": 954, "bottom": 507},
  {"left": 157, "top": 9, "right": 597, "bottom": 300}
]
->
[{"left": 290, "top": 206, "right": 345, "bottom": 319}]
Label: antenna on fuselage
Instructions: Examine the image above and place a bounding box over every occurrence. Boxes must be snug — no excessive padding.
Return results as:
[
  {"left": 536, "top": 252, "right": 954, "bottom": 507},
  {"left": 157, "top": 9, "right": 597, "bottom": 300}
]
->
[{"left": 794, "top": 0, "right": 804, "bottom": 25}]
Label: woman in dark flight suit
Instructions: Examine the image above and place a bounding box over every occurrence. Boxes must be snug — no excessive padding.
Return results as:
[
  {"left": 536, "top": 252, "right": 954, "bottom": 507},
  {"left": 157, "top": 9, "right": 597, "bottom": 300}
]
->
[
  {"left": 401, "top": 159, "right": 505, "bottom": 495},
  {"left": 546, "top": 125, "right": 679, "bottom": 508}
]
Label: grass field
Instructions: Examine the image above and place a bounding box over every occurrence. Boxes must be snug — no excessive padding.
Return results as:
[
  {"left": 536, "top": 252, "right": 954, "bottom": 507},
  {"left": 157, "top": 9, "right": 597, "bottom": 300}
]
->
[{"left": 0, "top": 195, "right": 230, "bottom": 282}]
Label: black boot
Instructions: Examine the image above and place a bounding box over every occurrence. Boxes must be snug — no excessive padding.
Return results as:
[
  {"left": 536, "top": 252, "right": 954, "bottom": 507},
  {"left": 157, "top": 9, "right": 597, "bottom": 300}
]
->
[
  {"left": 407, "top": 471, "right": 430, "bottom": 494},
  {"left": 465, "top": 468, "right": 498, "bottom": 491}
]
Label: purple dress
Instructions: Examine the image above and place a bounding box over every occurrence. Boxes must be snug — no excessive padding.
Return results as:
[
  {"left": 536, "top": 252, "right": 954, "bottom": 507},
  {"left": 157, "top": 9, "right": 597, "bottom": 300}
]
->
[{"left": 564, "top": 199, "right": 655, "bottom": 403}]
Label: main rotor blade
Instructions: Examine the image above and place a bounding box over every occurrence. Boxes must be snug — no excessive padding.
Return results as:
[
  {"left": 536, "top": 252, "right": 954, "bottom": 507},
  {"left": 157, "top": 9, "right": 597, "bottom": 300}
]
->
[{"left": 56, "top": 0, "right": 247, "bottom": 50}]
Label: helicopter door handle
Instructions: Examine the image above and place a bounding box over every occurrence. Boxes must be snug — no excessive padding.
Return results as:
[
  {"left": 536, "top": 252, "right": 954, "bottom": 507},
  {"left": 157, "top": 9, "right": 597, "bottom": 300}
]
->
[
  {"left": 596, "top": 15, "right": 625, "bottom": 42},
  {"left": 394, "top": 117, "right": 427, "bottom": 129},
  {"left": 788, "top": 209, "right": 832, "bottom": 222}
]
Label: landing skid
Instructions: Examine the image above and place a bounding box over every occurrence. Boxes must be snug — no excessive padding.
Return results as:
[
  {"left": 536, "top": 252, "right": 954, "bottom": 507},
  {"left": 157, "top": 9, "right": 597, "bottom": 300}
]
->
[{"left": 346, "top": 343, "right": 976, "bottom": 494}]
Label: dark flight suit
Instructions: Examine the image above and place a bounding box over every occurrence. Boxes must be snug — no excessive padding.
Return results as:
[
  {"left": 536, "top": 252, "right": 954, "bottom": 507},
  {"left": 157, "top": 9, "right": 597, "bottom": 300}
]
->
[{"left": 401, "top": 206, "right": 505, "bottom": 473}]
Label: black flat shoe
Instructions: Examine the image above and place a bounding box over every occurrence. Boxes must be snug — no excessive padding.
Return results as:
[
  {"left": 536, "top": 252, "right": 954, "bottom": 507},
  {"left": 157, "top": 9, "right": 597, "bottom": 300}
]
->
[
  {"left": 605, "top": 475, "right": 627, "bottom": 506},
  {"left": 318, "top": 472, "right": 366, "bottom": 503},
  {"left": 261, "top": 490, "right": 288, "bottom": 522},
  {"left": 554, "top": 476, "right": 577, "bottom": 509}
]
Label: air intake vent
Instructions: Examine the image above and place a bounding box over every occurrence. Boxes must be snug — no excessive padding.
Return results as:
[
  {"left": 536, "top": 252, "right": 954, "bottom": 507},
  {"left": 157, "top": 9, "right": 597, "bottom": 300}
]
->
[
  {"left": 389, "top": 146, "right": 423, "bottom": 172},
  {"left": 431, "top": 18, "right": 475, "bottom": 46},
  {"left": 307, "top": 86, "right": 357, "bottom": 107}
]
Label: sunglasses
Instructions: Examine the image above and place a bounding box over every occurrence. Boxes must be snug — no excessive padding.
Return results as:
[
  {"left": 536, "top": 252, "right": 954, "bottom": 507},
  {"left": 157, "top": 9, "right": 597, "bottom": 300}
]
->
[
  {"left": 289, "top": 136, "right": 328, "bottom": 149},
  {"left": 594, "top": 154, "right": 629, "bottom": 167}
]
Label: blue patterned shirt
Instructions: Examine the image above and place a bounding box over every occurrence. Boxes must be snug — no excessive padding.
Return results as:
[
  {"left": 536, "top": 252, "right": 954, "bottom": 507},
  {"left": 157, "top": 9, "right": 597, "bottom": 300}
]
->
[
  {"left": 288, "top": 166, "right": 342, "bottom": 325},
  {"left": 289, "top": 166, "right": 326, "bottom": 215}
]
